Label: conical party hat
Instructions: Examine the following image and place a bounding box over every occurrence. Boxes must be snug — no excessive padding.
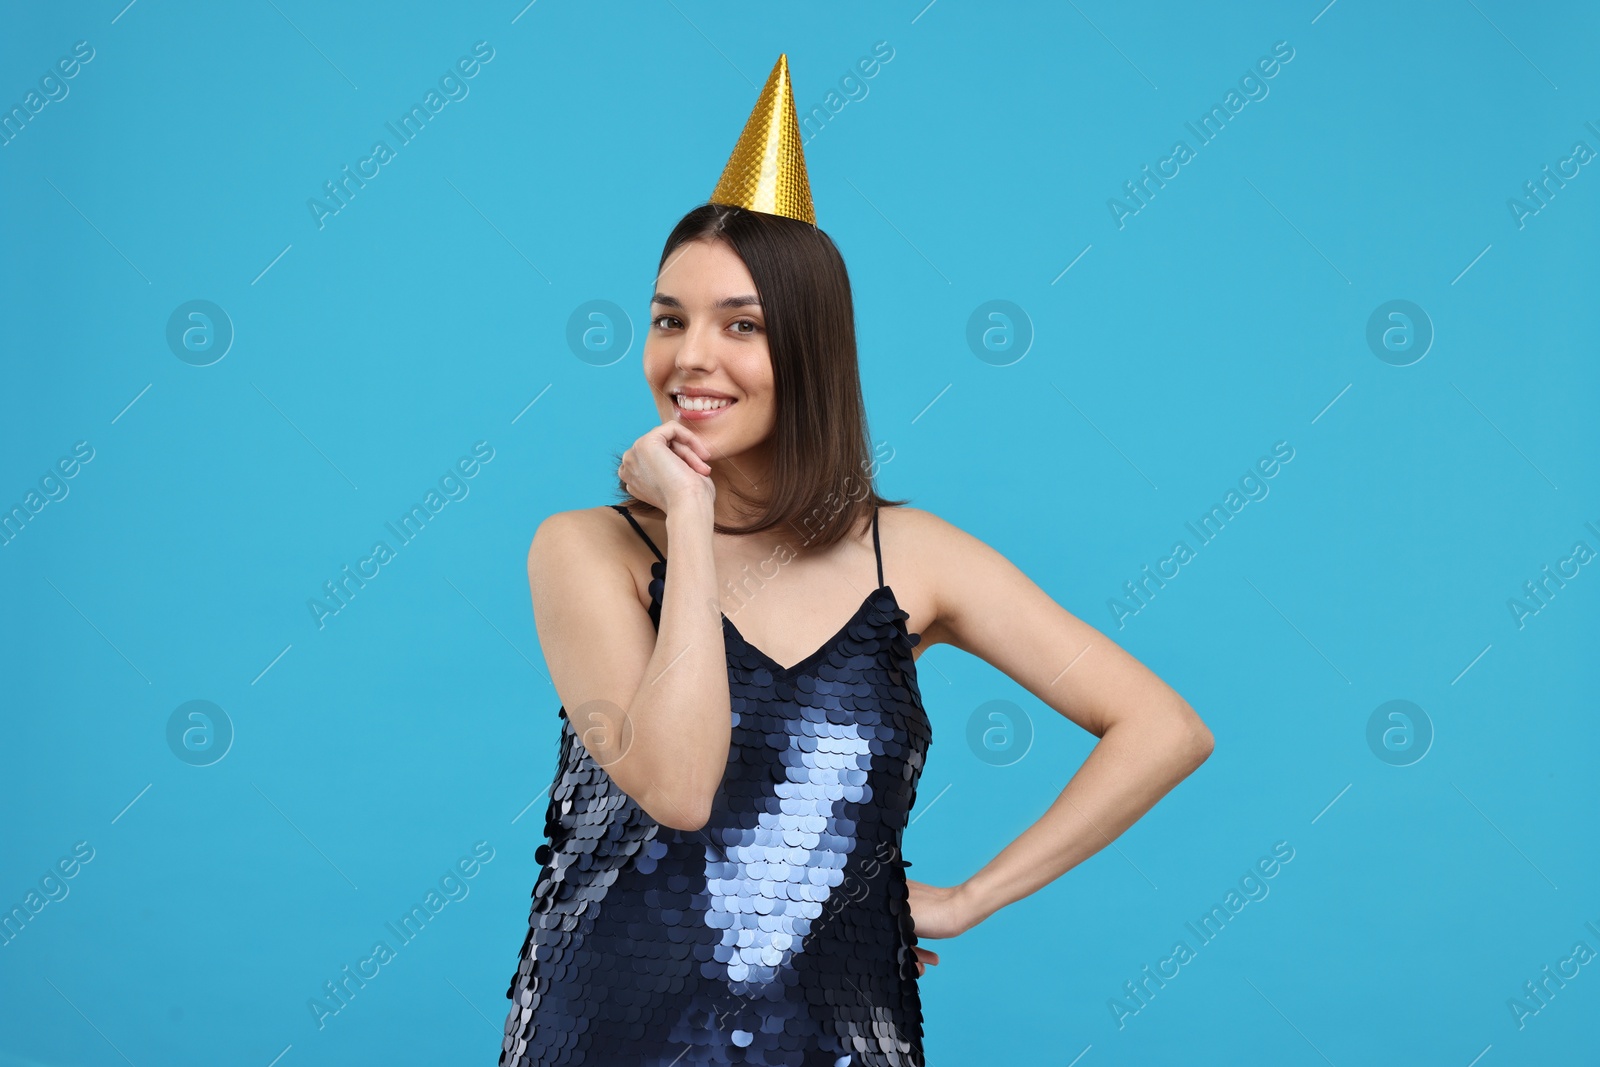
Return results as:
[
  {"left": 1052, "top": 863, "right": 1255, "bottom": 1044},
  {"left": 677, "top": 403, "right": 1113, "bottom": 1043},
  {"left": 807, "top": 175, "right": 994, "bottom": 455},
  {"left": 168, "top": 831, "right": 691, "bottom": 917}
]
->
[{"left": 709, "top": 54, "right": 816, "bottom": 225}]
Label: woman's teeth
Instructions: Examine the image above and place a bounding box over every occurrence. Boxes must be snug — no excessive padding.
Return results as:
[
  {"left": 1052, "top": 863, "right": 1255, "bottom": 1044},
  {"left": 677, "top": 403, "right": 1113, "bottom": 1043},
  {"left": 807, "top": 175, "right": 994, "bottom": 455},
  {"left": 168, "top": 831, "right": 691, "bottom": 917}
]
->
[{"left": 675, "top": 395, "right": 734, "bottom": 412}]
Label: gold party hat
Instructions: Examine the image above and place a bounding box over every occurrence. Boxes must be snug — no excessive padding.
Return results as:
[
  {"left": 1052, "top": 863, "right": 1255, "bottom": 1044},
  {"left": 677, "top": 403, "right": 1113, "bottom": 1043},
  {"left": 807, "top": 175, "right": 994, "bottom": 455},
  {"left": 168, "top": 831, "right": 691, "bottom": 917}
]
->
[{"left": 710, "top": 54, "right": 816, "bottom": 225}]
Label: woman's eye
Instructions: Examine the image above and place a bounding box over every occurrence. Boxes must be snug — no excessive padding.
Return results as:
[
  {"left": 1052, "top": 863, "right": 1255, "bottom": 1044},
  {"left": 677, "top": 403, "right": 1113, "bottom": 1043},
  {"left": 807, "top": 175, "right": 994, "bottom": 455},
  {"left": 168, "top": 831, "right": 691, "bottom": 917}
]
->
[{"left": 651, "top": 315, "right": 761, "bottom": 334}]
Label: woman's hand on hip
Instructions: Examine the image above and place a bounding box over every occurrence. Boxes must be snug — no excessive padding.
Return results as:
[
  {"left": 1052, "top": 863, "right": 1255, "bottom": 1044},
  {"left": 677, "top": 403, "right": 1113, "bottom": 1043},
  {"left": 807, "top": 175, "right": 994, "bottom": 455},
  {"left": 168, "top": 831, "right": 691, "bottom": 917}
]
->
[{"left": 905, "top": 878, "right": 986, "bottom": 977}]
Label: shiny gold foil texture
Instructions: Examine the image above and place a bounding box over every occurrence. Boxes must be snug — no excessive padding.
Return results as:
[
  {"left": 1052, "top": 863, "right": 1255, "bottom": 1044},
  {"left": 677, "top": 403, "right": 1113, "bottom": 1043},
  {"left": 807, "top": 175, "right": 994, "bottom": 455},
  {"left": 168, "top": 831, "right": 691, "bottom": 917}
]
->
[{"left": 710, "top": 53, "right": 817, "bottom": 226}]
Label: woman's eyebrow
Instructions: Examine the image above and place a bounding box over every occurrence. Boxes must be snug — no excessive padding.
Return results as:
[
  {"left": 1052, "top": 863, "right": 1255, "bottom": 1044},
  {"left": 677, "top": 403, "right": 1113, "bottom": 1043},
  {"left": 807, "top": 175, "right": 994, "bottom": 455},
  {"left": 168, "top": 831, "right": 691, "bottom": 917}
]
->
[{"left": 651, "top": 293, "right": 762, "bottom": 310}]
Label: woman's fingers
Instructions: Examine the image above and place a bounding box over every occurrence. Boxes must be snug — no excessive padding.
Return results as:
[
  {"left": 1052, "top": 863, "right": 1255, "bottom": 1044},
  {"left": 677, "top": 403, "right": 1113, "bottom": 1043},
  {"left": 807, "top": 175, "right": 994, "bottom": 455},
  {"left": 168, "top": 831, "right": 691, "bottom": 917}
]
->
[
  {"left": 684, "top": 429, "right": 714, "bottom": 462},
  {"left": 659, "top": 424, "right": 712, "bottom": 475},
  {"left": 669, "top": 440, "right": 707, "bottom": 476},
  {"left": 661, "top": 422, "right": 713, "bottom": 461},
  {"left": 671, "top": 438, "right": 711, "bottom": 475}
]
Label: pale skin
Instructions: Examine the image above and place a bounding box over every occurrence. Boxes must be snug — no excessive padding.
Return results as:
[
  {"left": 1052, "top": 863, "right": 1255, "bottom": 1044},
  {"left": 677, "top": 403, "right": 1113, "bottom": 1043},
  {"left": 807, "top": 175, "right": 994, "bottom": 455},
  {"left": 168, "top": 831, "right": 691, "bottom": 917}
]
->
[{"left": 528, "top": 236, "right": 1216, "bottom": 981}]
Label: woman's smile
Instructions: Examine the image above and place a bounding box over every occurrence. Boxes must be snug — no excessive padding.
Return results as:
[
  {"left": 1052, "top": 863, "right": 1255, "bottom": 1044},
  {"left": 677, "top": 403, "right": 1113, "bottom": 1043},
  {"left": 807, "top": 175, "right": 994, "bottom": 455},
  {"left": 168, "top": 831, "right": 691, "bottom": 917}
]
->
[{"left": 671, "top": 391, "right": 738, "bottom": 420}]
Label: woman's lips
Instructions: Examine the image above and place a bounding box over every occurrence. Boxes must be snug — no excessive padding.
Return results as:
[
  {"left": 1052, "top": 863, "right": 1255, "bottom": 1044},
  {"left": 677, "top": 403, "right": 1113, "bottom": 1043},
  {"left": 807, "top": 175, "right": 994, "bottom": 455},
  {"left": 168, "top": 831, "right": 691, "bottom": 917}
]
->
[{"left": 673, "top": 395, "right": 736, "bottom": 422}]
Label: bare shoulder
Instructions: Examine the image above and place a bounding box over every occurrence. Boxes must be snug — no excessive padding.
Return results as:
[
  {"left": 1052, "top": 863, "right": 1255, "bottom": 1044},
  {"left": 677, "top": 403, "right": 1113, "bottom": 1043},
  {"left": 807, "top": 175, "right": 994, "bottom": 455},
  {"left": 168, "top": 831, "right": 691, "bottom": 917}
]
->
[
  {"left": 528, "top": 504, "right": 653, "bottom": 614},
  {"left": 534, "top": 502, "right": 614, "bottom": 537},
  {"left": 530, "top": 507, "right": 583, "bottom": 561},
  {"left": 878, "top": 503, "right": 986, "bottom": 564},
  {"left": 876, "top": 504, "right": 988, "bottom": 648},
  {"left": 530, "top": 504, "right": 633, "bottom": 551},
  {"left": 528, "top": 505, "right": 642, "bottom": 580}
]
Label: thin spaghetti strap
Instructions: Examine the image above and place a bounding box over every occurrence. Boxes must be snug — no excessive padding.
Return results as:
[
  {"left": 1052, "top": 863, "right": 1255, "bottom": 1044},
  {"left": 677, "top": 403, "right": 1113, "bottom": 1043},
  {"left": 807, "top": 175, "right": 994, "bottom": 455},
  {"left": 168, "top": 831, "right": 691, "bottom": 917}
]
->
[
  {"left": 872, "top": 505, "right": 884, "bottom": 589},
  {"left": 609, "top": 504, "right": 666, "bottom": 563}
]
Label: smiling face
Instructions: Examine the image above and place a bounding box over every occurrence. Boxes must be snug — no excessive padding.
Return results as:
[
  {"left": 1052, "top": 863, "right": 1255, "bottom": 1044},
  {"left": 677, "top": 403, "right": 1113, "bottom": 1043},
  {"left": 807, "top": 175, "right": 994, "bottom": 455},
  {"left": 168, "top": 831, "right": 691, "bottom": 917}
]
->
[{"left": 644, "top": 236, "right": 777, "bottom": 460}]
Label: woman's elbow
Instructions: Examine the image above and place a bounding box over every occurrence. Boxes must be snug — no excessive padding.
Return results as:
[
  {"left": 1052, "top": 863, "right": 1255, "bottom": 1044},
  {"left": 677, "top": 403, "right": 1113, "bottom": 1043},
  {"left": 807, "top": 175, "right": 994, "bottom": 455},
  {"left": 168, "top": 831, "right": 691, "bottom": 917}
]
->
[
  {"left": 609, "top": 746, "right": 726, "bottom": 831},
  {"left": 634, "top": 779, "right": 716, "bottom": 832},
  {"left": 647, "top": 794, "right": 713, "bottom": 833},
  {"left": 1176, "top": 706, "right": 1215, "bottom": 766}
]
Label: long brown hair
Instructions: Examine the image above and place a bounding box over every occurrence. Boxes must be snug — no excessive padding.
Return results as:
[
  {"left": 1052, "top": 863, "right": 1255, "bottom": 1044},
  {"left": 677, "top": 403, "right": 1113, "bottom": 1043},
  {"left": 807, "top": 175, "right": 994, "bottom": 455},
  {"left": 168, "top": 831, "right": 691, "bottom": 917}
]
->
[{"left": 613, "top": 202, "right": 907, "bottom": 551}]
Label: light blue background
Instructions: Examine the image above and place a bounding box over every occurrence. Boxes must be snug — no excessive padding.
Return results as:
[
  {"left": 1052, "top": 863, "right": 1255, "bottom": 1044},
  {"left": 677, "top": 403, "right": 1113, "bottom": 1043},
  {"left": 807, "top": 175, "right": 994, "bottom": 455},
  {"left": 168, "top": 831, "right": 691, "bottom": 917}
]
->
[{"left": 3, "top": 1, "right": 1597, "bottom": 1064}]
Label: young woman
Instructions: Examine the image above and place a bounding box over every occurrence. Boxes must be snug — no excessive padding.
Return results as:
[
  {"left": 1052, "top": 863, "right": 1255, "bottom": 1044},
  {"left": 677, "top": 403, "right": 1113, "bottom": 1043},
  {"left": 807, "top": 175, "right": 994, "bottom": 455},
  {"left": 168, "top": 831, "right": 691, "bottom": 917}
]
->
[
  {"left": 499, "top": 52, "right": 1211, "bottom": 1066},
  {"left": 497, "top": 201, "right": 1214, "bottom": 1067}
]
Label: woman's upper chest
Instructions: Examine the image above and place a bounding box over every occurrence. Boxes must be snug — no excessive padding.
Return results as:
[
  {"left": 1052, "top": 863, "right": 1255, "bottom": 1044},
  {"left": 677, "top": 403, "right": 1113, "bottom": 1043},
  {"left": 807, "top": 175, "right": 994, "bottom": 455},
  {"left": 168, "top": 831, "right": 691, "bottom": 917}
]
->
[{"left": 619, "top": 506, "right": 934, "bottom": 666}]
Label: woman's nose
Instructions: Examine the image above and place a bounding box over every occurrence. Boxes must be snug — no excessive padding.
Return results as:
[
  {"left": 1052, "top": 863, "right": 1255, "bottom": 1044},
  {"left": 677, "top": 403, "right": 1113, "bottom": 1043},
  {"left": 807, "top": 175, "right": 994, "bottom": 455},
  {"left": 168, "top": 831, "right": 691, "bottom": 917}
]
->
[{"left": 675, "top": 326, "right": 717, "bottom": 371}]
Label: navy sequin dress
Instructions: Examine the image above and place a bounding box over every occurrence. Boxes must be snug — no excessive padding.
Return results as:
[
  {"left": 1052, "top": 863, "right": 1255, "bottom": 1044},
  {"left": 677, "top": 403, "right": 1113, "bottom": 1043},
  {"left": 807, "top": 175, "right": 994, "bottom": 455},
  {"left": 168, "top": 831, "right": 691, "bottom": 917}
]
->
[{"left": 500, "top": 504, "right": 933, "bottom": 1066}]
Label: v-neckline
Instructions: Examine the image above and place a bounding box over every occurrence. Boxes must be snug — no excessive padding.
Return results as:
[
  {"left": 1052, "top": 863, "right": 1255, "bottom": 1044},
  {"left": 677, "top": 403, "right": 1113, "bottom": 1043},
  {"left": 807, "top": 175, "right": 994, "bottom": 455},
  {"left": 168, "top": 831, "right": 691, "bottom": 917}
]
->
[
  {"left": 649, "top": 559, "right": 914, "bottom": 676},
  {"left": 723, "top": 585, "right": 896, "bottom": 676}
]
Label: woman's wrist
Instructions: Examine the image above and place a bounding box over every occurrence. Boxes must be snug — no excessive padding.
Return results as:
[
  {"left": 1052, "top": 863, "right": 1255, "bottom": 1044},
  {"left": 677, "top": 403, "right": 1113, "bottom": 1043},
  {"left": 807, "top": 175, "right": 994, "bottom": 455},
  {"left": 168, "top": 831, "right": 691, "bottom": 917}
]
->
[
  {"left": 664, "top": 487, "right": 716, "bottom": 528},
  {"left": 954, "top": 874, "right": 1004, "bottom": 932}
]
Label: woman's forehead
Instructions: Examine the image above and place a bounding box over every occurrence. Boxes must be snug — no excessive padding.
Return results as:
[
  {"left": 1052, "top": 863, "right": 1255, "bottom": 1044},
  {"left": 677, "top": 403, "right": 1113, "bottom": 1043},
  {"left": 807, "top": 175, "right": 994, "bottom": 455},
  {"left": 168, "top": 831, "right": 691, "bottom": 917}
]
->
[{"left": 655, "top": 242, "right": 758, "bottom": 303}]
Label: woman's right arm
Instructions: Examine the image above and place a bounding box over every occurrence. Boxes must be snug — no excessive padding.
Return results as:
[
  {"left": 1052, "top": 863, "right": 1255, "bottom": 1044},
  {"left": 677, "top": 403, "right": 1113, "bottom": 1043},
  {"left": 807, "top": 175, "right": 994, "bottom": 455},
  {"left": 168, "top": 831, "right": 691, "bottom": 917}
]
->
[{"left": 528, "top": 436, "right": 730, "bottom": 831}]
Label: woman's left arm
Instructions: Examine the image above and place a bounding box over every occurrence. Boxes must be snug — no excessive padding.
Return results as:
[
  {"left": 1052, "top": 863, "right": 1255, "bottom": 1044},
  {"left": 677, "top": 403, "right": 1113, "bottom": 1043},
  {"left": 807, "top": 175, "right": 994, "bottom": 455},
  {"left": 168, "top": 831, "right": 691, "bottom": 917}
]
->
[{"left": 904, "top": 509, "right": 1215, "bottom": 941}]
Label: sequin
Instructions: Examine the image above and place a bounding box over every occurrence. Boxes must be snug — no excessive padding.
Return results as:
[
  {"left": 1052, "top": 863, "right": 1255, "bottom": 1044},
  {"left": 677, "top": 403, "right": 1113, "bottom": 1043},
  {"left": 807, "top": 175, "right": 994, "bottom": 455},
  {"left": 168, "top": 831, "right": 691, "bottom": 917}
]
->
[{"left": 500, "top": 505, "right": 932, "bottom": 1065}]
